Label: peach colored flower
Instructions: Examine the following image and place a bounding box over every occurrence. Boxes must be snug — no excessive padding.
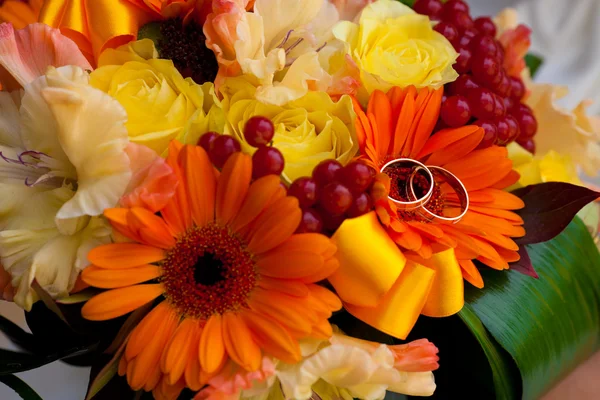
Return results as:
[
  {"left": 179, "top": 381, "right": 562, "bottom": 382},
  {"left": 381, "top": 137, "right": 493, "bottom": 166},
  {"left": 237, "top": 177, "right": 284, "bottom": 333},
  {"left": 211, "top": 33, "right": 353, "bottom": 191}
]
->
[
  {"left": 494, "top": 8, "right": 531, "bottom": 78},
  {"left": 120, "top": 143, "right": 179, "bottom": 212},
  {"left": 0, "top": 22, "right": 92, "bottom": 91},
  {"left": 194, "top": 358, "right": 276, "bottom": 400},
  {"left": 330, "top": 0, "right": 373, "bottom": 21}
]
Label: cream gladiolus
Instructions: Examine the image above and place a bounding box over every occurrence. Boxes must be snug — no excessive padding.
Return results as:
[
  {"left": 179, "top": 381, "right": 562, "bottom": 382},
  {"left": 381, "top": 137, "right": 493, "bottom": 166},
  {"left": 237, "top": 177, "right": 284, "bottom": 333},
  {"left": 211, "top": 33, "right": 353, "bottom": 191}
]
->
[
  {"left": 0, "top": 66, "right": 131, "bottom": 310},
  {"left": 275, "top": 333, "right": 437, "bottom": 400}
]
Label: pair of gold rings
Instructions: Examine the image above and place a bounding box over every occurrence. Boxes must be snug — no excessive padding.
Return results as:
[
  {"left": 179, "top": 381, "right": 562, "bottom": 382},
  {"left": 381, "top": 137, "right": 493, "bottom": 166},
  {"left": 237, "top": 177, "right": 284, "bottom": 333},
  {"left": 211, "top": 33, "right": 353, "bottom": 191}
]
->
[{"left": 380, "top": 159, "right": 469, "bottom": 224}]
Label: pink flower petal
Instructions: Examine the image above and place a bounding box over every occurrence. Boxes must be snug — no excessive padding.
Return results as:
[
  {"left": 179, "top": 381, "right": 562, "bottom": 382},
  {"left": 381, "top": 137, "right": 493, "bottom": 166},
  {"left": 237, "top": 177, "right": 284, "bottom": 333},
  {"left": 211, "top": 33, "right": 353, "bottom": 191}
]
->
[
  {"left": 121, "top": 143, "right": 179, "bottom": 213},
  {"left": 0, "top": 22, "right": 92, "bottom": 90}
]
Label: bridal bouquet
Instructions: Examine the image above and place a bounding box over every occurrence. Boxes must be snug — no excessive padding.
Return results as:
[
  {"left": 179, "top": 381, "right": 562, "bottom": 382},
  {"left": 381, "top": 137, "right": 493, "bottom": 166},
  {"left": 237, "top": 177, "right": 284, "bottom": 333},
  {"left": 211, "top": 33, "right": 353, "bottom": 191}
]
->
[{"left": 0, "top": 0, "right": 599, "bottom": 399}]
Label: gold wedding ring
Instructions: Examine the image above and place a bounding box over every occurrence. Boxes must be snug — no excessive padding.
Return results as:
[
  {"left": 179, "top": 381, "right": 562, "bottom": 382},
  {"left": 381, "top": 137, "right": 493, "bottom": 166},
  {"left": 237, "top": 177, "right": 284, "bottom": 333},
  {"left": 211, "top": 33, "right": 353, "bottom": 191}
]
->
[{"left": 380, "top": 158, "right": 434, "bottom": 211}]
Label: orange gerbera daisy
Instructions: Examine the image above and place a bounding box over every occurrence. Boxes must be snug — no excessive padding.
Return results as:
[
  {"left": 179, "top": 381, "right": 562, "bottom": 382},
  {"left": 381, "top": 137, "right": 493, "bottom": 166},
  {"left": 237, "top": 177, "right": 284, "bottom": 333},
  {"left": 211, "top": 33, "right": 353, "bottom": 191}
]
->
[
  {"left": 0, "top": 0, "right": 42, "bottom": 29},
  {"left": 81, "top": 141, "right": 341, "bottom": 399},
  {"left": 354, "top": 86, "right": 525, "bottom": 288}
]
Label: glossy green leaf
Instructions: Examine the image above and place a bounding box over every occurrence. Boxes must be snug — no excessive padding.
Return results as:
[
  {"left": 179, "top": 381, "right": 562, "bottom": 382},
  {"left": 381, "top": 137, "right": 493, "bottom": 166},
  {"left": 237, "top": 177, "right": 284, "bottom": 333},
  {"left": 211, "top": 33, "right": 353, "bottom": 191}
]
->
[
  {"left": 0, "top": 374, "right": 43, "bottom": 400},
  {"left": 525, "top": 54, "right": 543, "bottom": 78},
  {"left": 464, "top": 217, "right": 600, "bottom": 399},
  {"left": 0, "top": 346, "right": 94, "bottom": 374},
  {"left": 0, "top": 315, "right": 37, "bottom": 353}
]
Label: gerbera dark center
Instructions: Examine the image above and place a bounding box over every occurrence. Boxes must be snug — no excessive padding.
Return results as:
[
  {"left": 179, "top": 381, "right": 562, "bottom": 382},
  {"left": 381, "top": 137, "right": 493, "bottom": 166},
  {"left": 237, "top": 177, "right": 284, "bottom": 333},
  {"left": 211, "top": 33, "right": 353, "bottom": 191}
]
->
[
  {"left": 161, "top": 224, "right": 258, "bottom": 319},
  {"left": 193, "top": 253, "right": 226, "bottom": 286},
  {"left": 158, "top": 18, "right": 219, "bottom": 84}
]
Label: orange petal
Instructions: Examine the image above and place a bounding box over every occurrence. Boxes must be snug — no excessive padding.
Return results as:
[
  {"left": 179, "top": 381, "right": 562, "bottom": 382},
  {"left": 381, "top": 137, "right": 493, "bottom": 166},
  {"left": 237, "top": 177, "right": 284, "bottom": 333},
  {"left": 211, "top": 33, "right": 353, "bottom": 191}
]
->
[
  {"left": 368, "top": 90, "right": 393, "bottom": 158},
  {"left": 126, "top": 301, "right": 172, "bottom": 361},
  {"left": 161, "top": 318, "right": 199, "bottom": 384},
  {"left": 82, "top": 284, "right": 164, "bottom": 321},
  {"left": 216, "top": 152, "right": 252, "bottom": 225},
  {"left": 127, "top": 207, "right": 176, "bottom": 249},
  {"left": 82, "top": 265, "right": 161, "bottom": 288},
  {"left": 246, "top": 197, "right": 302, "bottom": 254},
  {"left": 407, "top": 88, "right": 442, "bottom": 158},
  {"left": 247, "top": 288, "right": 315, "bottom": 335},
  {"left": 490, "top": 169, "right": 520, "bottom": 189},
  {"left": 240, "top": 310, "right": 301, "bottom": 364},
  {"left": 88, "top": 243, "right": 165, "bottom": 268},
  {"left": 392, "top": 86, "right": 417, "bottom": 156},
  {"left": 179, "top": 145, "right": 217, "bottom": 227},
  {"left": 426, "top": 127, "right": 485, "bottom": 166},
  {"left": 416, "top": 125, "right": 481, "bottom": 159},
  {"left": 469, "top": 205, "right": 524, "bottom": 224},
  {"left": 460, "top": 159, "right": 514, "bottom": 191},
  {"left": 128, "top": 305, "right": 179, "bottom": 391},
  {"left": 222, "top": 312, "right": 262, "bottom": 371},
  {"left": 229, "top": 175, "right": 285, "bottom": 234},
  {"left": 162, "top": 141, "right": 192, "bottom": 235},
  {"left": 199, "top": 314, "right": 227, "bottom": 374},
  {"left": 256, "top": 250, "right": 324, "bottom": 280},
  {"left": 257, "top": 277, "right": 309, "bottom": 297},
  {"left": 458, "top": 259, "right": 484, "bottom": 289},
  {"left": 104, "top": 208, "right": 143, "bottom": 243},
  {"left": 307, "top": 284, "right": 342, "bottom": 312}
]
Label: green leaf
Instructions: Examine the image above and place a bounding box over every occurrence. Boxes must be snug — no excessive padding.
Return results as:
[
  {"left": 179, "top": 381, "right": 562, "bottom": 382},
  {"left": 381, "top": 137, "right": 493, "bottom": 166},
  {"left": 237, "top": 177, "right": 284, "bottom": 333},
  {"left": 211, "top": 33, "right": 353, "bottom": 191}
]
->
[
  {"left": 86, "top": 340, "right": 126, "bottom": 400},
  {"left": 525, "top": 54, "right": 543, "bottom": 78},
  {"left": 464, "top": 217, "right": 600, "bottom": 399},
  {"left": 396, "top": 0, "right": 415, "bottom": 7},
  {"left": 0, "top": 345, "right": 94, "bottom": 374},
  {"left": 0, "top": 374, "right": 43, "bottom": 400}
]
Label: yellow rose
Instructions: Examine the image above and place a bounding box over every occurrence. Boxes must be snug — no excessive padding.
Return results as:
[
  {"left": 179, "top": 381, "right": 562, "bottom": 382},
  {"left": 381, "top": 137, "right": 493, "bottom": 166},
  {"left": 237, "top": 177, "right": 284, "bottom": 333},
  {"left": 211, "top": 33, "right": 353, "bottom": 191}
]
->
[
  {"left": 333, "top": 0, "right": 458, "bottom": 97},
  {"left": 219, "top": 76, "right": 358, "bottom": 182},
  {"left": 90, "top": 39, "right": 223, "bottom": 155}
]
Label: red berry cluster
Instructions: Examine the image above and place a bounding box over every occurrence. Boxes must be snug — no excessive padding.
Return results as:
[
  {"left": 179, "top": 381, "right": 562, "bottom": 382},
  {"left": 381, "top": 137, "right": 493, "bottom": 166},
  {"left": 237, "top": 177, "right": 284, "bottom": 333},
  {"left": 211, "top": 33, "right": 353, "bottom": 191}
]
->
[
  {"left": 198, "top": 116, "right": 285, "bottom": 178},
  {"left": 414, "top": 0, "right": 538, "bottom": 153},
  {"left": 289, "top": 160, "right": 376, "bottom": 234}
]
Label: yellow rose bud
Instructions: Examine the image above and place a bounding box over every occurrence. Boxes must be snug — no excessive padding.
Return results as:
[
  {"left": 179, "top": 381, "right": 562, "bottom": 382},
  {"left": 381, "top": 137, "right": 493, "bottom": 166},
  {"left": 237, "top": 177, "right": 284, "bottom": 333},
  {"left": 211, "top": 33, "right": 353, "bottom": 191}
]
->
[
  {"left": 90, "top": 39, "right": 223, "bottom": 155},
  {"left": 219, "top": 76, "right": 358, "bottom": 182},
  {"left": 333, "top": 0, "right": 458, "bottom": 97}
]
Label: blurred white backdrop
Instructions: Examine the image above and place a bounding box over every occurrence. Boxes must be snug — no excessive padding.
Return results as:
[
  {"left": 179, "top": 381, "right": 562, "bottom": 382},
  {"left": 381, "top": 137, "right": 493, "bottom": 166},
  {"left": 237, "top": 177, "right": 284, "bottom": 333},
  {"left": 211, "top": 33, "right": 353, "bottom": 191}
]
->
[{"left": 1, "top": 0, "right": 600, "bottom": 399}]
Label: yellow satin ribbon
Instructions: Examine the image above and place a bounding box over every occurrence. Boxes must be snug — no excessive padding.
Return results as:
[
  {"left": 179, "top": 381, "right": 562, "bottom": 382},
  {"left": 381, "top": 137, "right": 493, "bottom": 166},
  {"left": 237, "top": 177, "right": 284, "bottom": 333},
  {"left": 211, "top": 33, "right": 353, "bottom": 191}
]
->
[
  {"left": 39, "top": 0, "right": 157, "bottom": 65},
  {"left": 330, "top": 211, "right": 465, "bottom": 339}
]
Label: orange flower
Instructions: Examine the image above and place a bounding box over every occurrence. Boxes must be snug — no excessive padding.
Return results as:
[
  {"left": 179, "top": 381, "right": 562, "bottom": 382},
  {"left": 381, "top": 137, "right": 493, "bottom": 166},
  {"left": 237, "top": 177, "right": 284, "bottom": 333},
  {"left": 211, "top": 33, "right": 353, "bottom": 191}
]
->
[
  {"left": 0, "top": 0, "right": 42, "bottom": 29},
  {"left": 81, "top": 141, "right": 341, "bottom": 399},
  {"left": 125, "top": 0, "right": 213, "bottom": 24},
  {"left": 356, "top": 86, "right": 525, "bottom": 287}
]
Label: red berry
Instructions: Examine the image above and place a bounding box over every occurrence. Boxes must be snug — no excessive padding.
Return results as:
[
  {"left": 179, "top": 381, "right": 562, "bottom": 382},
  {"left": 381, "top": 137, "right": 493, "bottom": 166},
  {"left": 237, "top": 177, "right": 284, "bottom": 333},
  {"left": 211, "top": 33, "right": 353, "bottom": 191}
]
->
[
  {"left": 474, "top": 16, "right": 497, "bottom": 37},
  {"left": 467, "top": 87, "right": 495, "bottom": 119},
  {"left": 509, "top": 76, "right": 526, "bottom": 99},
  {"left": 341, "top": 162, "right": 374, "bottom": 194},
  {"left": 441, "top": 95, "right": 471, "bottom": 127},
  {"left": 493, "top": 73, "right": 512, "bottom": 97},
  {"left": 296, "top": 208, "right": 324, "bottom": 233},
  {"left": 319, "top": 182, "right": 353, "bottom": 215},
  {"left": 312, "top": 159, "right": 343, "bottom": 187},
  {"left": 209, "top": 135, "right": 241, "bottom": 168},
  {"left": 244, "top": 116, "right": 275, "bottom": 147},
  {"left": 318, "top": 207, "right": 346, "bottom": 232},
  {"left": 513, "top": 107, "right": 538, "bottom": 139},
  {"left": 503, "top": 96, "right": 516, "bottom": 112},
  {"left": 474, "top": 120, "right": 498, "bottom": 149},
  {"left": 252, "top": 146, "right": 284, "bottom": 179},
  {"left": 471, "top": 54, "right": 501, "bottom": 88},
  {"left": 495, "top": 117, "right": 511, "bottom": 145},
  {"left": 434, "top": 22, "right": 459, "bottom": 46},
  {"left": 413, "top": 0, "right": 443, "bottom": 19},
  {"left": 454, "top": 46, "right": 473, "bottom": 74},
  {"left": 443, "top": 0, "right": 469, "bottom": 15},
  {"left": 444, "top": 11, "right": 473, "bottom": 33},
  {"left": 517, "top": 137, "right": 536, "bottom": 154},
  {"left": 198, "top": 132, "right": 219, "bottom": 153},
  {"left": 288, "top": 177, "right": 318, "bottom": 208},
  {"left": 470, "top": 35, "right": 500, "bottom": 58},
  {"left": 459, "top": 28, "right": 478, "bottom": 47},
  {"left": 448, "top": 74, "right": 479, "bottom": 95},
  {"left": 347, "top": 193, "right": 372, "bottom": 218},
  {"left": 504, "top": 114, "right": 521, "bottom": 143},
  {"left": 493, "top": 94, "right": 506, "bottom": 118}
]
